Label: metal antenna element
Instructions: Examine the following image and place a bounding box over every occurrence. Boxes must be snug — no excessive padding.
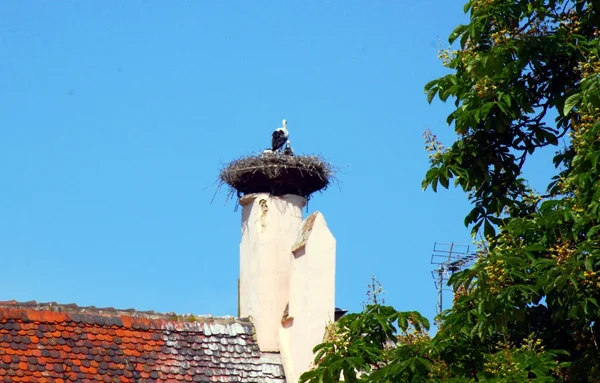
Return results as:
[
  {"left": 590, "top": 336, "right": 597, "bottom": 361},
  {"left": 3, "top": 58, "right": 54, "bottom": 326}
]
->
[{"left": 430, "top": 242, "right": 478, "bottom": 315}]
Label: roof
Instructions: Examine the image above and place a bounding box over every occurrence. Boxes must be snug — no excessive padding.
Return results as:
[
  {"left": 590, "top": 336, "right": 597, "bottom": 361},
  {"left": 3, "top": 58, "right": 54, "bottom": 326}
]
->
[{"left": 0, "top": 300, "right": 286, "bottom": 383}]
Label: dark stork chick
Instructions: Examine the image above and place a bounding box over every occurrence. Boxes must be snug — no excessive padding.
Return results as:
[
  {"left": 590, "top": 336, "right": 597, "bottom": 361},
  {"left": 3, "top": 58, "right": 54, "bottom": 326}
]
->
[
  {"left": 271, "top": 119, "right": 289, "bottom": 152},
  {"left": 283, "top": 140, "right": 294, "bottom": 156}
]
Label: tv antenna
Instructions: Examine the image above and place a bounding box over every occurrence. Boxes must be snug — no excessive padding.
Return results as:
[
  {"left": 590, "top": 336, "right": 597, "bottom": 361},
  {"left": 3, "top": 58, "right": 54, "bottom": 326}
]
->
[{"left": 430, "top": 242, "right": 478, "bottom": 315}]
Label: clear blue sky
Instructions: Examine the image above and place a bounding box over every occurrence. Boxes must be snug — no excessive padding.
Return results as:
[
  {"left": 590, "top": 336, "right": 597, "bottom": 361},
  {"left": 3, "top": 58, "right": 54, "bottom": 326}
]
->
[{"left": 0, "top": 1, "right": 556, "bottom": 324}]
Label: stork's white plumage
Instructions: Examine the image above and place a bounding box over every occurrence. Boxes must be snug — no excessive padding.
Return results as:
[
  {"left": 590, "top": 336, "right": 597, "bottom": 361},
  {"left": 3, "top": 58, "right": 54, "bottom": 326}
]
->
[{"left": 271, "top": 119, "right": 289, "bottom": 152}]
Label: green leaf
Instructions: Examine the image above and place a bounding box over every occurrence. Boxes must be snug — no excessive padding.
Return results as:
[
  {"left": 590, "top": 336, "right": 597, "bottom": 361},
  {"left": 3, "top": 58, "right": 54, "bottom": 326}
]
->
[
  {"left": 563, "top": 92, "right": 582, "bottom": 115},
  {"left": 439, "top": 173, "right": 449, "bottom": 189},
  {"left": 472, "top": 219, "right": 484, "bottom": 236},
  {"left": 322, "top": 367, "right": 332, "bottom": 383},
  {"left": 463, "top": 0, "right": 472, "bottom": 13},
  {"left": 431, "top": 177, "right": 439, "bottom": 192},
  {"left": 483, "top": 219, "right": 496, "bottom": 238},
  {"left": 427, "top": 87, "right": 438, "bottom": 104},
  {"left": 439, "top": 88, "right": 451, "bottom": 102},
  {"left": 421, "top": 316, "right": 430, "bottom": 330},
  {"left": 299, "top": 369, "right": 318, "bottom": 382},
  {"left": 423, "top": 167, "right": 439, "bottom": 191},
  {"left": 449, "top": 24, "right": 469, "bottom": 44},
  {"left": 424, "top": 79, "right": 438, "bottom": 92},
  {"left": 342, "top": 367, "right": 358, "bottom": 383},
  {"left": 569, "top": 275, "right": 579, "bottom": 288},
  {"left": 588, "top": 225, "right": 600, "bottom": 238},
  {"left": 585, "top": 256, "right": 593, "bottom": 270}
]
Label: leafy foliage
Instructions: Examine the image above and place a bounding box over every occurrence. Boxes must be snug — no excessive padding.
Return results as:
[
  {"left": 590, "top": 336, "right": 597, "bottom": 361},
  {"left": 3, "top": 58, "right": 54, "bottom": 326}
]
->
[
  {"left": 300, "top": 281, "right": 433, "bottom": 383},
  {"left": 301, "top": 0, "right": 600, "bottom": 381}
]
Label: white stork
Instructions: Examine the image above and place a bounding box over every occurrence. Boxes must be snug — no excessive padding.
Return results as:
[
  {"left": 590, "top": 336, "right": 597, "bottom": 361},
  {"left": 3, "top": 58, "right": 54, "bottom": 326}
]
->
[
  {"left": 283, "top": 140, "right": 294, "bottom": 156},
  {"left": 271, "top": 119, "right": 289, "bottom": 152}
]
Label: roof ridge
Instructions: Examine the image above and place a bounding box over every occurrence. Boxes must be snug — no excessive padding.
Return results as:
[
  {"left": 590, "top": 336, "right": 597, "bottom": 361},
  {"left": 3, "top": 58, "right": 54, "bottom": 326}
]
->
[{"left": 0, "top": 299, "right": 252, "bottom": 327}]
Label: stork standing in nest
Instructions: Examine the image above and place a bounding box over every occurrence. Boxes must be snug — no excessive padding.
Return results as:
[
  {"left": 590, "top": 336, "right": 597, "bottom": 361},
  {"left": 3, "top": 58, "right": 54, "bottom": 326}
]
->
[
  {"left": 271, "top": 119, "right": 289, "bottom": 152},
  {"left": 283, "top": 140, "right": 294, "bottom": 156}
]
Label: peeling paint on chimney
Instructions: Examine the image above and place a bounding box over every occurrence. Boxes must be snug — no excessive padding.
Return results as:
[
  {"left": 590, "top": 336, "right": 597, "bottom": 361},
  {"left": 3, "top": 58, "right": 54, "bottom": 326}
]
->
[
  {"left": 292, "top": 212, "right": 318, "bottom": 253},
  {"left": 259, "top": 198, "right": 268, "bottom": 232}
]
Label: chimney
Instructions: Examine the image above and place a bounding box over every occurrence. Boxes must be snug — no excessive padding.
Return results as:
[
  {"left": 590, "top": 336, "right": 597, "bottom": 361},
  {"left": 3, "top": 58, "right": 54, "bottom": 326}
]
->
[
  {"left": 220, "top": 134, "right": 336, "bottom": 380},
  {"left": 239, "top": 193, "right": 306, "bottom": 351}
]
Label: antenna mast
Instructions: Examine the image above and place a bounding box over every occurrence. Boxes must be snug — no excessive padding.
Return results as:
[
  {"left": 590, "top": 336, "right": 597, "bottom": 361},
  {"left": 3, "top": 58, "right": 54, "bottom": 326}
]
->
[{"left": 430, "top": 242, "right": 477, "bottom": 315}]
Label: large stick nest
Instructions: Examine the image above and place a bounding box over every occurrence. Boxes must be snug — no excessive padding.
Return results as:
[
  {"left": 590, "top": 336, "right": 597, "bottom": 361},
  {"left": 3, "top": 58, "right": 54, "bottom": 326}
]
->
[{"left": 219, "top": 153, "right": 335, "bottom": 199}]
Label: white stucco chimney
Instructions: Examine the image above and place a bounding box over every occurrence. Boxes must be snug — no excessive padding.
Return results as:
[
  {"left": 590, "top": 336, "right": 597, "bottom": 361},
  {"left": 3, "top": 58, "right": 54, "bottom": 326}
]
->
[
  {"left": 238, "top": 191, "right": 337, "bottom": 382},
  {"left": 239, "top": 193, "right": 306, "bottom": 351}
]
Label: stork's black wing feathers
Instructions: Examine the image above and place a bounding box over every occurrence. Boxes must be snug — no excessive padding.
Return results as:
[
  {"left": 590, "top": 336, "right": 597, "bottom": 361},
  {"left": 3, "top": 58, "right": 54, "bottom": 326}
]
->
[{"left": 272, "top": 130, "right": 287, "bottom": 151}]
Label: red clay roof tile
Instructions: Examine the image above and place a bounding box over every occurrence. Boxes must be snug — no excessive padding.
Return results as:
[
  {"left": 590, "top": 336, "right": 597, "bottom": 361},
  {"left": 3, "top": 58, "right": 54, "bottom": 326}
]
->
[{"left": 0, "top": 301, "right": 286, "bottom": 383}]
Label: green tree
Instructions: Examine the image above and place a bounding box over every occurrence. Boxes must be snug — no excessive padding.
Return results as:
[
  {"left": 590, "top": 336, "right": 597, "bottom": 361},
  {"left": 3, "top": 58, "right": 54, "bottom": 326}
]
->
[{"left": 300, "top": 0, "right": 600, "bottom": 381}]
